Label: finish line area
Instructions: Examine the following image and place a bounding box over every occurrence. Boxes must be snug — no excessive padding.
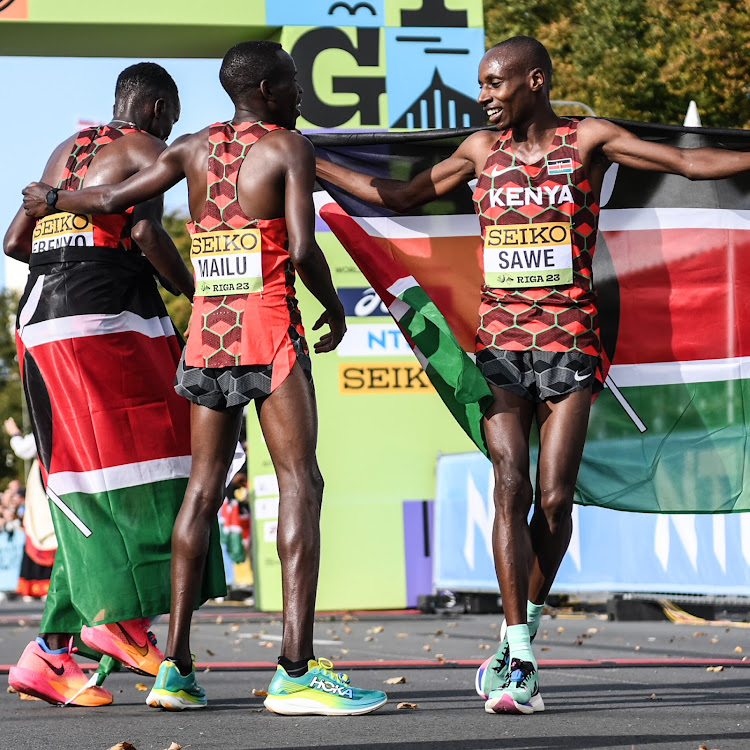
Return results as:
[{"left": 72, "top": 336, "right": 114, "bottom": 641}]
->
[{"left": 3, "top": 603, "right": 750, "bottom": 749}]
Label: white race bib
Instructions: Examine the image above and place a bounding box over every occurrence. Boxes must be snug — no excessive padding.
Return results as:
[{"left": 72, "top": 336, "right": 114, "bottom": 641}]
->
[
  {"left": 483, "top": 222, "right": 573, "bottom": 288},
  {"left": 191, "top": 228, "right": 263, "bottom": 297},
  {"left": 32, "top": 212, "right": 94, "bottom": 253}
]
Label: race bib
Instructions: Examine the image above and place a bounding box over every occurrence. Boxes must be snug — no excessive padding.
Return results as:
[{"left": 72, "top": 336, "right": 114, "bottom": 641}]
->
[
  {"left": 483, "top": 222, "right": 573, "bottom": 288},
  {"left": 32, "top": 212, "right": 93, "bottom": 253},
  {"left": 191, "top": 228, "right": 263, "bottom": 297}
]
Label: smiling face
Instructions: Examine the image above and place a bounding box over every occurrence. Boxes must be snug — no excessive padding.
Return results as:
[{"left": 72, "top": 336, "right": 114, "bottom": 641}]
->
[{"left": 477, "top": 47, "right": 544, "bottom": 130}]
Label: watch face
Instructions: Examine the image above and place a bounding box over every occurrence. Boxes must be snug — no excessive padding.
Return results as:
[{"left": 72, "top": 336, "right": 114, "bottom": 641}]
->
[{"left": 46, "top": 189, "right": 58, "bottom": 207}]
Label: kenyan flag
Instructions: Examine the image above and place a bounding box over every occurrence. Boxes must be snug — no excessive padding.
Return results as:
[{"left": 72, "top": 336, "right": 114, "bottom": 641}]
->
[
  {"left": 312, "top": 121, "right": 750, "bottom": 514},
  {"left": 17, "top": 253, "right": 225, "bottom": 633}
]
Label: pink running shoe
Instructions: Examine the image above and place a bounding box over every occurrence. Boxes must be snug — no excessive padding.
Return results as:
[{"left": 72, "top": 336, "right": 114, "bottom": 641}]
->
[
  {"left": 80, "top": 618, "right": 164, "bottom": 676},
  {"left": 8, "top": 638, "right": 113, "bottom": 707}
]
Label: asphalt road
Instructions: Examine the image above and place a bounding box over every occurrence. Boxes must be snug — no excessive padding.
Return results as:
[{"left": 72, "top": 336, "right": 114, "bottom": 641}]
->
[{"left": 1, "top": 599, "right": 749, "bottom": 750}]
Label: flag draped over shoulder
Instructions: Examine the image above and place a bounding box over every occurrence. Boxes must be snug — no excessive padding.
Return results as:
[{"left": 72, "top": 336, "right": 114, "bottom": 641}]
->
[{"left": 311, "top": 122, "right": 750, "bottom": 514}]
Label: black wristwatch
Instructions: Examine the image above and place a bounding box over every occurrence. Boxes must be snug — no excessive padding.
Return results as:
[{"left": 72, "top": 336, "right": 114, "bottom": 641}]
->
[{"left": 45, "top": 188, "right": 59, "bottom": 209}]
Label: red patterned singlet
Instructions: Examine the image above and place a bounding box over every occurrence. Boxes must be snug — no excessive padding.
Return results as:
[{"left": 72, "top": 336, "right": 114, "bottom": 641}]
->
[
  {"left": 472, "top": 119, "right": 601, "bottom": 357},
  {"left": 30, "top": 125, "right": 138, "bottom": 258},
  {"left": 185, "top": 120, "right": 305, "bottom": 372}
]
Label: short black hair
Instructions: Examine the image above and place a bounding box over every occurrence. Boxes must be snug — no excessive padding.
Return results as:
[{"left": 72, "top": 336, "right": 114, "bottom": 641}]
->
[
  {"left": 220, "top": 40, "right": 287, "bottom": 101},
  {"left": 115, "top": 62, "right": 179, "bottom": 108},
  {"left": 489, "top": 36, "right": 553, "bottom": 87}
]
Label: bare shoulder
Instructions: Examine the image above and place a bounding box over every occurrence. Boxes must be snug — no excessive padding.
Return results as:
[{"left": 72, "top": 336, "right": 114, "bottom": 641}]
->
[
  {"left": 456, "top": 128, "right": 499, "bottom": 164},
  {"left": 577, "top": 117, "right": 632, "bottom": 150},
  {"left": 263, "top": 129, "right": 315, "bottom": 169}
]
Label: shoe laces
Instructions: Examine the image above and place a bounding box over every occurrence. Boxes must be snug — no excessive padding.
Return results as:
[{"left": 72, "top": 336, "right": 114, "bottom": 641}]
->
[{"left": 311, "top": 657, "right": 350, "bottom": 685}]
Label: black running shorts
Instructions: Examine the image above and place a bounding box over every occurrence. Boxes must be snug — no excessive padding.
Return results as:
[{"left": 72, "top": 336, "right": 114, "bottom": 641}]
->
[
  {"left": 476, "top": 349, "right": 601, "bottom": 403},
  {"left": 175, "top": 328, "right": 313, "bottom": 411}
]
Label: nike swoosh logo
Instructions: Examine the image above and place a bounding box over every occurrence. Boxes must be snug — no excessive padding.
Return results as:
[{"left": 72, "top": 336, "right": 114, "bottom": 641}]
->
[
  {"left": 116, "top": 623, "right": 151, "bottom": 657},
  {"left": 573, "top": 370, "right": 590, "bottom": 382},
  {"left": 38, "top": 655, "right": 66, "bottom": 676}
]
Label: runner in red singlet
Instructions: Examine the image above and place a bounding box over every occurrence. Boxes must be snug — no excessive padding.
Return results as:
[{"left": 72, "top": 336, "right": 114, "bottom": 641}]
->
[
  {"left": 21, "top": 41, "right": 387, "bottom": 716},
  {"left": 4, "top": 63, "right": 196, "bottom": 707},
  {"left": 315, "top": 36, "right": 750, "bottom": 714}
]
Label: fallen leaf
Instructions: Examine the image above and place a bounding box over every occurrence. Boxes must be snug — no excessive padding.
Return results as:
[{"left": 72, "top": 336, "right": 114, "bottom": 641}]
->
[
  {"left": 265, "top": 642, "right": 274, "bottom": 648},
  {"left": 698, "top": 745, "right": 709, "bottom": 750},
  {"left": 364, "top": 636, "right": 374, "bottom": 642},
  {"left": 648, "top": 693, "right": 662, "bottom": 701},
  {"left": 435, "top": 654, "right": 446, "bottom": 663},
  {"left": 710, "top": 638, "right": 719, "bottom": 644},
  {"left": 340, "top": 648, "right": 350, "bottom": 655},
  {"left": 447, "top": 621, "right": 458, "bottom": 628},
  {"left": 332, "top": 635, "right": 341, "bottom": 641},
  {"left": 18, "top": 692, "right": 42, "bottom": 701},
  {"left": 135, "top": 683, "right": 148, "bottom": 692},
  {"left": 634, "top": 646, "right": 641, "bottom": 651},
  {"left": 109, "top": 744, "right": 138, "bottom": 750},
  {"left": 385, "top": 676, "right": 406, "bottom": 685},
  {"left": 216, "top": 616, "right": 223, "bottom": 625},
  {"left": 203, "top": 668, "right": 211, "bottom": 674},
  {"left": 252, "top": 688, "right": 268, "bottom": 697},
  {"left": 478, "top": 644, "right": 491, "bottom": 650},
  {"left": 165, "top": 744, "right": 182, "bottom": 750},
  {"left": 557, "top": 626, "right": 565, "bottom": 633},
  {"left": 368, "top": 626, "right": 385, "bottom": 634},
  {"left": 206, "top": 649, "right": 215, "bottom": 656},
  {"left": 434, "top": 629, "right": 444, "bottom": 636},
  {"left": 343, "top": 626, "right": 353, "bottom": 634},
  {"left": 693, "top": 631, "right": 707, "bottom": 637},
  {"left": 397, "top": 702, "right": 418, "bottom": 710},
  {"left": 423, "top": 644, "right": 431, "bottom": 652},
  {"left": 396, "top": 633, "right": 409, "bottom": 639},
  {"left": 541, "top": 647, "right": 550, "bottom": 652},
  {"left": 734, "top": 646, "right": 743, "bottom": 653},
  {"left": 230, "top": 624, "right": 240, "bottom": 632},
  {"left": 588, "top": 628, "right": 598, "bottom": 634}
]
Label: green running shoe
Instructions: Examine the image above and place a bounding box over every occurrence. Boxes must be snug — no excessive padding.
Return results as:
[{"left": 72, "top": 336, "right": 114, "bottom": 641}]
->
[
  {"left": 264, "top": 657, "right": 387, "bottom": 716},
  {"left": 146, "top": 659, "right": 207, "bottom": 711},
  {"left": 475, "top": 636, "right": 510, "bottom": 699},
  {"left": 485, "top": 658, "right": 545, "bottom": 715},
  {"left": 476, "top": 618, "right": 539, "bottom": 699}
]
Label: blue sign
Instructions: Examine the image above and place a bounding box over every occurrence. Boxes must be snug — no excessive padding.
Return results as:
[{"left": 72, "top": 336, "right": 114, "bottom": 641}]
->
[
  {"left": 0, "top": 530, "right": 24, "bottom": 592},
  {"left": 434, "top": 453, "right": 750, "bottom": 595}
]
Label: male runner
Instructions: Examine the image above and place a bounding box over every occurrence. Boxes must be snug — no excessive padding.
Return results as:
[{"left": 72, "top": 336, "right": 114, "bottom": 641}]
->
[
  {"left": 5, "top": 63, "right": 225, "bottom": 706},
  {"left": 21, "top": 41, "right": 387, "bottom": 716},
  {"left": 315, "top": 36, "right": 750, "bottom": 714}
]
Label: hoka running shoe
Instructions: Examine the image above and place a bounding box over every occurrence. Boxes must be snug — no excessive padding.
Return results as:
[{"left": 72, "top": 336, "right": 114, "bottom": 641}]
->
[
  {"left": 8, "top": 637, "right": 113, "bottom": 707},
  {"left": 146, "top": 659, "right": 207, "bottom": 710},
  {"left": 264, "top": 658, "right": 387, "bottom": 716},
  {"left": 80, "top": 618, "right": 164, "bottom": 676},
  {"left": 485, "top": 658, "right": 544, "bottom": 715}
]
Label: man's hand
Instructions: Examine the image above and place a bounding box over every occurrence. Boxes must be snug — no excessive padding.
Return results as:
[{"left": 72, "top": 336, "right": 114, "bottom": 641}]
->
[
  {"left": 22, "top": 182, "right": 56, "bottom": 218},
  {"left": 312, "top": 309, "right": 346, "bottom": 353}
]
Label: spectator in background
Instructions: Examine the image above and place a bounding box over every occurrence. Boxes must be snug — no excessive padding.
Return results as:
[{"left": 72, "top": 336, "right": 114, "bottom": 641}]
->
[{"left": 4, "top": 417, "right": 57, "bottom": 598}]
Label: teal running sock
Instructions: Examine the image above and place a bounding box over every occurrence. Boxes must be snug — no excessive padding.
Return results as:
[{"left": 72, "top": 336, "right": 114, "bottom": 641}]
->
[
  {"left": 527, "top": 601, "right": 545, "bottom": 639},
  {"left": 506, "top": 624, "right": 536, "bottom": 667}
]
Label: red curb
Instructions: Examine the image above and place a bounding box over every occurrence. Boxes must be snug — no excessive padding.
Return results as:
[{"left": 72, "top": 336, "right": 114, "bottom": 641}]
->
[{"left": 2, "top": 657, "right": 748, "bottom": 674}]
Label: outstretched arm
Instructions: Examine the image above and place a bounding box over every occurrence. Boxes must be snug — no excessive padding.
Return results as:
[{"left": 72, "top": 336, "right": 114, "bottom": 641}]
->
[
  {"left": 315, "top": 131, "right": 484, "bottom": 213},
  {"left": 285, "top": 134, "right": 346, "bottom": 353},
  {"left": 580, "top": 118, "right": 750, "bottom": 180},
  {"left": 21, "top": 135, "right": 192, "bottom": 218},
  {"left": 131, "top": 195, "right": 194, "bottom": 301}
]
